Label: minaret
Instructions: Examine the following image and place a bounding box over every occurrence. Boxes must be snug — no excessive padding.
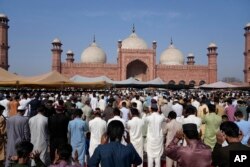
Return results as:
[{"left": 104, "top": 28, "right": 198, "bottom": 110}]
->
[
  {"left": 187, "top": 53, "right": 195, "bottom": 65},
  {"left": 152, "top": 40, "right": 157, "bottom": 78},
  {"left": 66, "top": 50, "right": 74, "bottom": 63},
  {"left": 51, "top": 38, "right": 62, "bottom": 73},
  {"left": 0, "top": 13, "right": 9, "bottom": 70},
  {"left": 207, "top": 43, "right": 218, "bottom": 83},
  {"left": 244, "top": 23, "right": 250, "bottom": 84}
]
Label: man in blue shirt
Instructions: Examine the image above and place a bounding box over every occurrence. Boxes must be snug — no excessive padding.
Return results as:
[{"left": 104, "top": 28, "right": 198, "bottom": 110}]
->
[
  {"left": 88, "top": 120, "right": 142, "bottom": 167},
  {"left": 234, "top": 111, "right": 250, "bottom": 145}
]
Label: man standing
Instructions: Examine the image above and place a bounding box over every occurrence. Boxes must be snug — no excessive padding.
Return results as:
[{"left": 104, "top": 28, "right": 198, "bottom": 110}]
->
[
  {"left": 29, "top": 105, "right": 50, "bottom": 166},
  {"left": 234, "top": 111, "right": 250, "bottom": 145},
  {"left": 171, "top": 99, "right": 183, "bottom": 122},
  {"left": 120, "top": 102, "right": 130, "bottom": 123},
  {"left": 98, "top": 95, "right": 106, "bottom": 112},
  {"left": 5, "top": 106, "right": 30, "bottom": 167},
  {"left": 0, "top": 95, "right": 10, "bottom": 118},
  {"left": 68, "top": 109, "right": 88, "bottom": 166},
  {"left": 127, "top": 108, "right": 144, "bottom": 167},
  {"left": 89, "top": 110, "right": 107, "bottom": 157},
  {"left": 81, "top": 100, "right": 93, "bottom": 124},
  {"left": 0, "top": 105, "right": 6, "bottom": 166},
  {"left": 164, "top": 111, "right": 182, "bottom": 167},
  {"left": 203, "top": 104, "right": 222, "bottom": 149},
  {"left": 225, "top": 98, "right": 236, "bottom": 122},
  {"left": 144, "top": 103, "right": 165, "bottom": 167},
  {"left": 212, "top": 121, "right": 250, "bottom": 166},
  {"left": 48, "top": 105, "right": 69, "bottom": 162},
  {"left": 166, "top": 123, "right": 212, "bottom": 167},
  {"left": 88, "top": 121, "right": 142, "bottom": 167},
  {"left": 29, "top": 94, "right": 41, "bottom": 117}
]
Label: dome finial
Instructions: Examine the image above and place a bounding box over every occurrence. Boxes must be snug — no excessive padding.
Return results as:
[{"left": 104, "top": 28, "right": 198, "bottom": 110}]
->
[
  {"left": 93, "top": 34, "right": 96, "bottom": 43},
  {"left": 170, "top": 37, "right": 173, "bottom": 45},
  {"left": 132, "top": 24, "right": 135, "bottom": 33}
]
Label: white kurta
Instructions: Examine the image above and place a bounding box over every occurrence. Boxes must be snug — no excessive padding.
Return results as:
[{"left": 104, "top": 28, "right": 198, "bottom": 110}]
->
[
  {"left": 89, "top": 117, "right": 107, "bottom": 157},
  {"left": 29, "top": 113, "right": 49, "bottom": 166},
  {"left": 127, "top": 117, "right": 144, "bottom": 167},
  {"left": 145, "top": 112, "right": 165, "bottom": 158}
]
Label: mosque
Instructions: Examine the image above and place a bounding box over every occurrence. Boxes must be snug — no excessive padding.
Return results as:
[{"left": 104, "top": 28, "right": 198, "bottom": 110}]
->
[{"left": 0, "top": 14, "right": 250, "bottom": 86}]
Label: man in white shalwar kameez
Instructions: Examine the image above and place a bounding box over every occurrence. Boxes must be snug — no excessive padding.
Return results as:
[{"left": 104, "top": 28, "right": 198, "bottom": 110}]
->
[
  {"left": 89, "top": 111, "right": 107, "bottom": 157},
  {"left": 29, "top": 105, "right": 50, "bottom": 166},
  {"left": 127, "top": 108, "right": 144, "bottom": 167},
  {"left": 144, "top": 104, "right": 165, "bottom": 167}
]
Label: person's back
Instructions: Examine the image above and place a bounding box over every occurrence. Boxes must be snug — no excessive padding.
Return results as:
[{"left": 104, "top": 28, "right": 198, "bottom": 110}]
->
[
  {"left": 88, "top": 120, "right": 142, "bottom": 167},
  {"left": 6, "top": 107, "right": 30, "bottom": 167},
  {"left": 172, "top": 140, "right": 211, "bottom": 167},
  {"left": 90, "top": 141, "right": 140, "bottom": 167},
  {"left": 8, "top": 97, "right": 19, "bottom": 117},
  {"left": 212, "top": 121, "right": 250, "bottom": 167},
  {"left": 166, "top": 123, "right": 212, "bottom": 167},
  {"left": 89, "top": 113, "right": 107, "bottom": 157},
  {"left": 48, "top": 109, "right": 69, "bottom": 161}
]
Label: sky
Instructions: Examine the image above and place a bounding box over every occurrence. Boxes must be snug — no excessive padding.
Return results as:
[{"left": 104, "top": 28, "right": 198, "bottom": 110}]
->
[{"left": 0, "top": 0, "right": 249, "bottom": 81}]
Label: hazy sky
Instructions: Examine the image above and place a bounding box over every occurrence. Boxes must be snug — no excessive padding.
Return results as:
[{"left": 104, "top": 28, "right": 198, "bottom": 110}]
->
[{"left": 1, "top": 0, "right": 249, "bottom": 80}]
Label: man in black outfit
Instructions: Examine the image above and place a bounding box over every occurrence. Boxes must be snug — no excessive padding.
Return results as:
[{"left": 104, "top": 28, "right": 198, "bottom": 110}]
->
[
  {"left": 212, "top": 121, "right": 250, "bottom": 167},
  {"left": 48, "top": 105, "right": 69, "bottom": 162}
]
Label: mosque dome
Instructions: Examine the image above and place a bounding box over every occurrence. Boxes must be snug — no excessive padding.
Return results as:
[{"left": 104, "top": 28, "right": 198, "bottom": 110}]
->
[
  {"left": 67, "top": 50, "right": 73, "bottom": 54},
  {"left": 245, "top": 23, "right": 250, "bottom": 28},
  {"left": 160, "top": 41, "right": 184, "bottom": 65},
  {"left": 208, "top": 42, "right": 217, "bottom": 48},
  {"left": 122, "top": 25, "right": 148, "bottom": 49},
  {"left": 52, "top": 38, "right": 61, "bottom": 43},
  {"left": 81, "top": 39, "right": 106, "bottom": 63},
  {"left": 0, "top": 13, "right": 8, "bottom": 19}
]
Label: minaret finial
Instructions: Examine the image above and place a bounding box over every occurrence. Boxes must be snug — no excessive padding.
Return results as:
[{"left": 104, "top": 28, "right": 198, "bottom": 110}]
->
[
  {"left": 170, "top": 37, "right": 173, "bottom": 45},
  {"left": 93, "top": 35, "right": 96, "bottom": 43},
  {"left": 132, "top": 24, "right": 135, "bottom": 33}
]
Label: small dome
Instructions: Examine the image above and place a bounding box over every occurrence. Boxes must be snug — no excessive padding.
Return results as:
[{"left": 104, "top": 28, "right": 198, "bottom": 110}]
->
[
  {"left": 187, "top": 53, "right": 194, "bottom": 57},
  {"left": 67, "top": 50, "right": 73, "bottom": 54},
  {"left": 122, "top": 30, "right": 148, "bottom": 49},
  {"left": 160, "top": 44, "right": 184, "bottom": 65},
  {"left": 245, "top": 23, "right": 250, "bottom": 28},
  {"left": 208, "top": 43, "right": 217, "bottom": 48},
  {"left": 81, "top": 42, "right": 106, "bottom": 63},
  {"left": 0, "top": 13, "right": 8, "bottom": 19},
  {"left": 52, "top": 38, "right": 61, "bottom": 43}
]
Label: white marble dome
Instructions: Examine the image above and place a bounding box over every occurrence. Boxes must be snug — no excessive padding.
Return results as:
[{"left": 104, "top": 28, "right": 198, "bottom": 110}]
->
[
  {"left": 122, "top": 27, "right": 148, "bottom": 49},
  {"left": 208, "top": 42, "right": 217, "bottom": 48},
  {"left": 67, "top": 50, "right": 73, "bottom": 54},
  {"left": 245, "top": 23, "right": 250, "bottom": 28},
  {"left": 160, "top": 43, "right": 184, "bottom": 65},
  {"left": 52, "top": 38, "right": 61, "bottom": 43},
  {"left": 81, "top": 42, "right": 106, "bottom": 63},
  {"left": 0, "top": 13, "right": 8, "bottom": 19}
]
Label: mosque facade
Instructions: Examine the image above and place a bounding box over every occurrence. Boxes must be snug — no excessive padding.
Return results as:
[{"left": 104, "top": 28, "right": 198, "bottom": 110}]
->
[
  {"left": 1, "top": 14, "right": 250, "bottom": 86},
  {"left": 51, "top": 26, "right": 218, "bottom": 86}
]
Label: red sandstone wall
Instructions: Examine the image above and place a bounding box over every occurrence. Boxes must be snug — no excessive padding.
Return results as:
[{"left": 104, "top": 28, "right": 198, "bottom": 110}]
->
[
  {"left": 156, "top": 65, "right": 209, "bottom": 85},
  {"left": 61, "top": 63, "right": 119, "bottom": 80}
]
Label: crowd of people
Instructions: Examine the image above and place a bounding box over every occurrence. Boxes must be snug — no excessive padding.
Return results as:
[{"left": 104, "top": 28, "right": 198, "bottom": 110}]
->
[{"left": 0, "top": 88, "right": 250, "bottom": 167}]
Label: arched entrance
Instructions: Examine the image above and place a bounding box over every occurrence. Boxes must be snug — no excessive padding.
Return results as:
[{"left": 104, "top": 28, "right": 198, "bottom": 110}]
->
[{"left": 126, "top": 60, "right": 148, "bottom": 81}]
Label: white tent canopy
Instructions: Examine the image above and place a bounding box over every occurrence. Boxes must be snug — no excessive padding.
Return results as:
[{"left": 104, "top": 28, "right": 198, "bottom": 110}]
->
[
  {"left": 200, "top": 81, "right": 237, "bottom": 89},
  {"left": 112, "top": 77, "right": 142, "bottom": 85},
  {"left": 70, "top": 75, "right": 113, "bottom": 83},
  {"left": 70, "top": 75, "right": 167, "bottom": 87},
  {"left": 144, "top": 77, "right": 166, "bottom": 85}
]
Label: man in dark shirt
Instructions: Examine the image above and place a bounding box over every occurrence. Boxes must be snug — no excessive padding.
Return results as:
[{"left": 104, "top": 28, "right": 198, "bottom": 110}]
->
[
  {"left": 88, "top": 120, "right": 142, "bottom": 167},
  {"left": 29, "top": 95, "right": 41, "bottom": 117},
  {"left": 48, "top": 105, "right": 69, "bottom": 162},
  {"left": 212, "top": 121, "right": 250, "bottom": 167}
]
